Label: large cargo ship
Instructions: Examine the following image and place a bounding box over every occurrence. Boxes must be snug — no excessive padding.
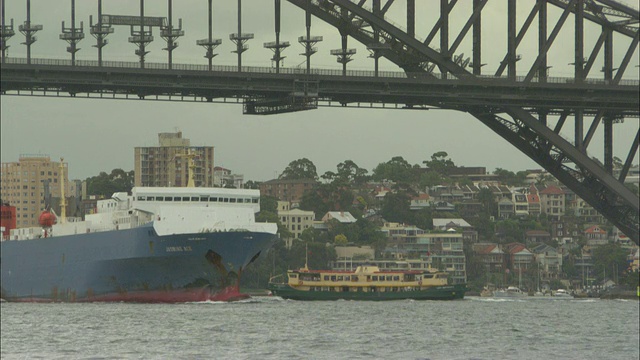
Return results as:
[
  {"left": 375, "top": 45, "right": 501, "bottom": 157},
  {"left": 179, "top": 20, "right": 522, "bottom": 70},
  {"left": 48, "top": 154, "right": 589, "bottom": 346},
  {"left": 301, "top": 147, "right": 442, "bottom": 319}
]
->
[{"left": 1, "top": 187, "right": 279, "bottom": 303}]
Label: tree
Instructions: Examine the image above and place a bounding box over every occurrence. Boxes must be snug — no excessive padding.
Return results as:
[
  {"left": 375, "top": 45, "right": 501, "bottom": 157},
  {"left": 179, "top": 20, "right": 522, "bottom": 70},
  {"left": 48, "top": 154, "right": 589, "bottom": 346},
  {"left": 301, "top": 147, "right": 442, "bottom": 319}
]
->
[
  {"left": 300, "top": 183, "right": 354, "bottom": 218},
  {"left": 279, "top": 158, "right": 318, "bottom": 180},
  {"left": 493, "top": 168, "right": 526, "bottom": 186},
  {"left": 423, "top": 151, "right": 456, "bottom": 175},
  {"left": 477, "top": 187, "right": 497, "bottom": 217},
  {"left": 380, "top": 192, "right": 412, "bottom": 224},
  {"left": 334, "top": 234, "right": 348, "bottom": 245},
  {"left": 255, "top": 209, "right": 292, "bottom": 239},
  {"left": 335, "top": 160, "right": 369, "bottom": 185},
  {"left": 244, "top": 180, "right": 260, "bottom": 189},
  {"left": 372, "top": 156, "right": 417, "bottom": 183},
  {"left": 260, "top": 196, "right": 278, "bottom": 213},
  {"left": 86, "top": 169, "right": 134, "bottom": 197},
  {"left": 591, "top": 243, "right": 630, "bottom": 282}
]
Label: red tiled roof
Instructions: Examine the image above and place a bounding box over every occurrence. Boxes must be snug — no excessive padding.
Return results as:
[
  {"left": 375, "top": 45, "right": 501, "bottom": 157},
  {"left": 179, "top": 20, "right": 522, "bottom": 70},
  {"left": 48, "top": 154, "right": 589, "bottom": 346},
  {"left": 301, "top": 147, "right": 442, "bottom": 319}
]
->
[
  {"left": 477, "top": 245, "right": 497, "bottom": 255},
  {"left": 527, "top": 194, "right": 540, "bottom": 203},
  {"left": 585, "top": 225, "right": 606, "bottom": 234},
  {"left": 540, "top": 185, "right": 564, "bottom": 195},
  {"left": 412, "top": 193, "right": 430, "bottom": 200}
]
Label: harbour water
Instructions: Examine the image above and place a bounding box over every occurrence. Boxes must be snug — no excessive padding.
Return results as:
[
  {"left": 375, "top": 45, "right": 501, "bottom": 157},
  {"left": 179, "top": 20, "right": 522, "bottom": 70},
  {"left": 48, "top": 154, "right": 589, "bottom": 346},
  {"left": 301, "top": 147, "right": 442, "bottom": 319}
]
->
[{"left": 1, "top": 296, "right": 638, "bottom": 359}]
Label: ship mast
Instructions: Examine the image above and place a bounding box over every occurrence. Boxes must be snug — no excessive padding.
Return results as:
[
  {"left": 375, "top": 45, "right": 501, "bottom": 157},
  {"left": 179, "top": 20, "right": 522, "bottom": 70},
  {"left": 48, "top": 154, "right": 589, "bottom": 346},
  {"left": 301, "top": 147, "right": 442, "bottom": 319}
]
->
[
  {"left": 173, "top": 149, "right": 197, "bottom": 187},
  {"left": 59, "top": 157, "right": 66, "bottom": 224}
]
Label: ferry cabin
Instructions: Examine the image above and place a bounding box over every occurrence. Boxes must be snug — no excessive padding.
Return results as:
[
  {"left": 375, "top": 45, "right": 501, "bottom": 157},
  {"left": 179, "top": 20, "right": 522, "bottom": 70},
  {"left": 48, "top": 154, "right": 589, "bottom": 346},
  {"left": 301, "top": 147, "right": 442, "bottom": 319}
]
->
[{"left": 286, "top": 266, "right": 449, "bottom": 293}]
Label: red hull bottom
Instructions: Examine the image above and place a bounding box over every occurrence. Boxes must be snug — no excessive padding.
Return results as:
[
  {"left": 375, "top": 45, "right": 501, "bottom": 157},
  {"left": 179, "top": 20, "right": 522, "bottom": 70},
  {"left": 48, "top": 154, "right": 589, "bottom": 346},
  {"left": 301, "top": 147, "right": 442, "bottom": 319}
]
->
[{"left": 5, "top": 286, "right": 250, "bottom": 303}]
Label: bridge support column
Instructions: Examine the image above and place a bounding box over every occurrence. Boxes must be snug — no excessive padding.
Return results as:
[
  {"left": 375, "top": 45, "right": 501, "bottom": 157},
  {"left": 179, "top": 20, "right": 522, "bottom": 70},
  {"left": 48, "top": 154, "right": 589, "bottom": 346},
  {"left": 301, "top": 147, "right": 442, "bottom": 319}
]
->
[
  {"left": 472, "top": 0, "right": 481, "bottom": 76},
  {"left": 407, "top": 0, "right": 415, "bottom": 39},
  {"left": 440, "top": 0, "right": 449, "bottom": 79},
  {"left": 19, "top": 0, "right": 42, "bottom": 65},
  {"left": 1, "top": 0, "right": 16, "bottom": 64},
  {"left": 507, "top": 0, "right": 516, "bottom": 80},
  {"left": 538, "top": 0, "right": 547, "bottom": 82}
]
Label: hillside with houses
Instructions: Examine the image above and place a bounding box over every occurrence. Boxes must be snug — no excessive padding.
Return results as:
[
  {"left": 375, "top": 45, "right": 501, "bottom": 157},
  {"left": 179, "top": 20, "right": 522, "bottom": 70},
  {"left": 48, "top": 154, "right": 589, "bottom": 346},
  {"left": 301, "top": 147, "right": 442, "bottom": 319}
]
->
[{"left": 242, "top": 154, "right": 639, "bottom": 293}]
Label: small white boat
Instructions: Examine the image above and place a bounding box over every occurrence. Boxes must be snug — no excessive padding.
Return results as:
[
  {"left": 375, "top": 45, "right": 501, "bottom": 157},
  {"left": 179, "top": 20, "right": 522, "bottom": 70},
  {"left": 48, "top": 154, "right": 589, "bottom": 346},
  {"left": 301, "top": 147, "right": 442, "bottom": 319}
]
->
[
  {"left": 552, "top": 289, "right": 574, "bottom": 299},
  {"left": 493, "top": 286, "right": 527, "bottom": 298}
]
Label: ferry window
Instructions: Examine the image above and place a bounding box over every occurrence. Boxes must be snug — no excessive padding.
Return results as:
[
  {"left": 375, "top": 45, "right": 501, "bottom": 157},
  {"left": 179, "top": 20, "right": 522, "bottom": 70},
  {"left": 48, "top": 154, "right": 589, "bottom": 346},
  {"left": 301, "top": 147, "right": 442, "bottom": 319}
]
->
[
  {"left": 200, "top": 196, "right": 209, "bottom": 201},
  {"left": 147, "top": 197, "right": 155, "bottom": 201},
  {"left": 252, "top": 198, "right": 259, "bottom": 203},
  {"left": 379, "top": 277, "right": 384, "bottom": 282},
  {"left": 223, "top": 198, "right": 229, "bottom": 203},
  {"left": 244, "top": 198, "right": 252, "bottom": 203},
  {"left": 372, "top": 276, "right": 378, "bottom": 281},
  {"left": 165, "top": 197, "right": 173, "bottom": 202},
  {"left": 394, "top": 276, "right": 400, "bottom": 281},
  {"left": 337, "top": 276, "right": 343, "bottom": 281},
  {"left": 174, "top": 197, "right": 182, "bottom": 201},
  {"left": 137, "top": 196, "right": 146, "bottom": 201},
  {"left": 330, "top": 276, "right": 336, "bottom": 281},
  {"left": 182, "top": 197, "right": 190, "bottom": 201},
  {"left": 290, "top": 274, "right": 297, "bottom": 278},
  {"left": 191, "top": 197, "right": 199, "bottom": 202},
  {"left": 345, "top": 276, "right": 350, "bottom": 281},
  {"left": 386, "top": 276, "right": 393, "bottom": 281},
  {"left": 210, "top": 197, "right": 218, "bottom": 202},
  {"left": 324, "top": 275, "right": 329, "bottom": 281},
  {"left": 230, "top": 198, "right": 237, "bottom": 203}
]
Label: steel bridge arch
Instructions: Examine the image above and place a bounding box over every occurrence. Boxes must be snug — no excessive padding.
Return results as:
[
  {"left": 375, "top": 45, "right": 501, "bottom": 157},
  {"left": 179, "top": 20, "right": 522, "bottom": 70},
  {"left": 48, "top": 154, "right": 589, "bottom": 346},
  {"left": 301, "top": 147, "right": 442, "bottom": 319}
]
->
[{"left": 287, "top": 0, "right": 640, "bottom": 244}]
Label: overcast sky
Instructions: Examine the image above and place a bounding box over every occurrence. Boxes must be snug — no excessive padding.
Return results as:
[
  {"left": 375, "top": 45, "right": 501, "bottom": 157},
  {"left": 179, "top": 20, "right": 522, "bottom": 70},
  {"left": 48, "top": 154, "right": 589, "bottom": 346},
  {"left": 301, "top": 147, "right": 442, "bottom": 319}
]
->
[{"left": 1, "top": 1, "right": 638, "bottom": 181}]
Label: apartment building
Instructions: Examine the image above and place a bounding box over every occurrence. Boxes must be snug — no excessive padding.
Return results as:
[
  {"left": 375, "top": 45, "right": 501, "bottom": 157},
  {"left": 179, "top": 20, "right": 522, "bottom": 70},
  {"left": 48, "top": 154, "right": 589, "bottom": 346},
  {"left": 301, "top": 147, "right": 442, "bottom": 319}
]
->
[
  {"left": 259, "top": 178, "right": 317, "bottom": 205},
  {"left": 134, "top": 132, "right": 214, "bottom": 187},
  {"left": 0, "top": 155, "right": 70, "bottom": 228},
  {"left": 539, "top": 185, "right": 565, "bottom": 221}
]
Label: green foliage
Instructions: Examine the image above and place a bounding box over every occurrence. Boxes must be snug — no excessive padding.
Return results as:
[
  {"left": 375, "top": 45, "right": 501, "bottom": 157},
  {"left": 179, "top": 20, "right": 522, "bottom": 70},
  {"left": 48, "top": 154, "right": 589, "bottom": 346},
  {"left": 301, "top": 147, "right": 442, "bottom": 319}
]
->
[
  {"left": 423, "top": 151, "right": 456, "bottom": 175},
  {"left": 244, "top": 180, "right": 261, "bottom": 189},
  {"left": 380, "top": 192, "right": 412, "bottom": 224},
  {"left": 299, "top": 183, "right": 354, "bottom": 219},
  {"left": 255, "top": 209, "right": 292, "bottom": 239},
  {"left": 493, "top": 168, "right": 527, "bottom": 186},
  {"left": 477, "top": 187, "right": 497, "bottom": 217},
  {"left": 279, "top": 158, "right": 318, "bottom": 180},
  {"left": 85, "top": 169, "right": 134, "bottom": 197},
  {"left": 334, "top": 234, "right": 348, "bottom": 245},
  {"left": 372, "top": 156, "right": 418, "bottom": 183},
  {"left": 335, "top": 160, "right": 370, "bottom": 185},
  {"left": 260, "top": 196, "right": 278, "bottom": 213},
  {"left": 591, "top": 243, "right": 630, "bottom": 282}
]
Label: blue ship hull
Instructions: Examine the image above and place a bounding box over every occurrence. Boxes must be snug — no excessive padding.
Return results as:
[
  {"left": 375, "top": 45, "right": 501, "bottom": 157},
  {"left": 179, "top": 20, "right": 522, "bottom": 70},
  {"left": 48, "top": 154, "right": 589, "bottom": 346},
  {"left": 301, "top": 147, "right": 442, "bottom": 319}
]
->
[{"left": 1, "top": 224, "right": 278, "bottom": 302}]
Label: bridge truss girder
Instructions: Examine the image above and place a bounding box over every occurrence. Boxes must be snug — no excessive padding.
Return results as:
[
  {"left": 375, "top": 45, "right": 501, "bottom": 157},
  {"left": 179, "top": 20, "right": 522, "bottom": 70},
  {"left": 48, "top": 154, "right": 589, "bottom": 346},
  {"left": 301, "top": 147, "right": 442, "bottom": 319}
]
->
[{"left": 287, "top": 0, "right": 640, "bottom": 244}]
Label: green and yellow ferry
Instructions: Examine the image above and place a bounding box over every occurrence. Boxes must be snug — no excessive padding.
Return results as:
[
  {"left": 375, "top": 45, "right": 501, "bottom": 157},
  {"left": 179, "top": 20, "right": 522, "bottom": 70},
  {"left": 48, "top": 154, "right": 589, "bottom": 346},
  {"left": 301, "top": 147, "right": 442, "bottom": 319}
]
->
[{"left": 268, "top": 265, "right": 466, "bottom": 301}]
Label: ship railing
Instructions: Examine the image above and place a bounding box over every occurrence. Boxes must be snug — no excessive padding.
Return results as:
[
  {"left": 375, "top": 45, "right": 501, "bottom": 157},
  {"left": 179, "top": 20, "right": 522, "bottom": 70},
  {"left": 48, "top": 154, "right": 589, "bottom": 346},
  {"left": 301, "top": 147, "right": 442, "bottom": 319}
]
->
[{"left": 269, "top": 273, "right": 286, "bottom": 285}]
